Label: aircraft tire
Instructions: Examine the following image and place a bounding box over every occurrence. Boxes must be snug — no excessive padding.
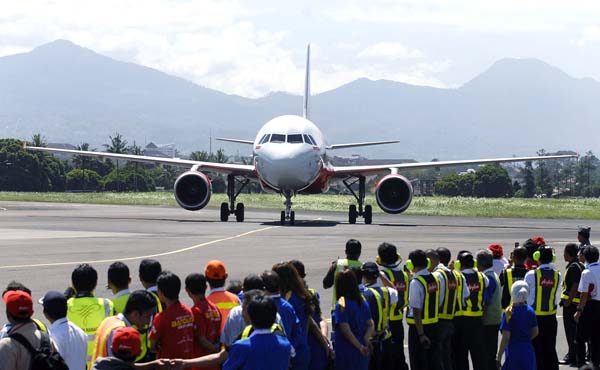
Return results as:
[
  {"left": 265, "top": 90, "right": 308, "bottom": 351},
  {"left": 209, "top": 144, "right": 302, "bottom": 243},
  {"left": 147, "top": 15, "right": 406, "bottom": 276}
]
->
[
  {"left": 364, "top": 205, "right": 372, "bottom": 224},
  {"left": 235, "top": 203, "right": 245, "bottom": 222},
  {"left": 289, "top": 211, "right": 295, "bottom": 226},
  {"left": 220, "top": 202, "right": 229, "bottom": 222},
  {"left": 349, "top": 205, "right": 357, "bottom": 224},
  {"left": 280, "top": 211, "right": 286, "bottom": 225}
]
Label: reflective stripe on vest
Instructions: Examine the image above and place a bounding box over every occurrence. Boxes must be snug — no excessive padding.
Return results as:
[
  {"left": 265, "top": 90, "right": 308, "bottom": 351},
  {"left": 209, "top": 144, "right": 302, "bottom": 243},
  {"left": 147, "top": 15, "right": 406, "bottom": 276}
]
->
[
  {"left": 331, "top": 259, "right": 363, "bottom": 310},
  {"left": 535, "top": 269, "right": 559, "bottom": 316},
  {"left": 67, "top": 297, "right": 114, "bottom": 368},
  {"left": 406, "top": 274, "right": 439, "bottom": 325},
  {"left": 366, "top": 287, "right": 391, "bottom": 339},
  {"left": 91, "top": 316, "right": 125, "bottom": 364},
  {"left": 462, "top": 272, "right": 485, "bottom": 317},
  {"left": 382, "top": 268, "right": 408, "bottom": 321},
  {"left": 215, "top": 301, "right": 240, "bottom": 310},
  {"left": 561, "top": 261, "right": 584, "bottom": 304},
  {"left": 240, "top": 323, "right": 285, "bottom": 339},
  {"left": 435, "top": 268, "right": 459, "bottom": 320},
  {"left": 33, "top": 319, "right": 47, "bottom": 333}
]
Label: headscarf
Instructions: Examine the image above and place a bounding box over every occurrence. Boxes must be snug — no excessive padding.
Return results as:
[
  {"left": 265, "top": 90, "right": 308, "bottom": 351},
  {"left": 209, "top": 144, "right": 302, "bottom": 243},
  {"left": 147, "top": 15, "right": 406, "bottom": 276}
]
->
[{"left": 506, "top": 280, "right": 529, "bottom": 323}]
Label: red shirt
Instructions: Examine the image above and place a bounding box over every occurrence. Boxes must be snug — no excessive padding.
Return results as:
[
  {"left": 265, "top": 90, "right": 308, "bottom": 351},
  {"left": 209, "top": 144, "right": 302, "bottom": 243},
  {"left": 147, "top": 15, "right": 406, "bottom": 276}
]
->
[
  {"left": 192, "top": 298, "right": 221, "bottom": 356},
  {"left": 149, "top": 301, "right": 195, "bottom": 359}
]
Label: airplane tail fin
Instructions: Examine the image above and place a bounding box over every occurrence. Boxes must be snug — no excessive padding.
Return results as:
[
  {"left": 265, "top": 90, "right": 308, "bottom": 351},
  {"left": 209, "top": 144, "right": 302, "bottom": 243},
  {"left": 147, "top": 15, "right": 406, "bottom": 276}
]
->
[{"left": 303, "top": 43, "right": 311, "bottom": 119}]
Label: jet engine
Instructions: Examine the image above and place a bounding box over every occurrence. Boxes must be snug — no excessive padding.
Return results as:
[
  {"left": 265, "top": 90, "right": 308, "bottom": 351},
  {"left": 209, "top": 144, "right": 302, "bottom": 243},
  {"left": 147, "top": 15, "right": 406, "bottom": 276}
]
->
[
  {"left": 375, "top": 174, "right": 413, "bottom": 214},
  {"left": 174, "top": 171, "right": 212, "bottom": 211}
]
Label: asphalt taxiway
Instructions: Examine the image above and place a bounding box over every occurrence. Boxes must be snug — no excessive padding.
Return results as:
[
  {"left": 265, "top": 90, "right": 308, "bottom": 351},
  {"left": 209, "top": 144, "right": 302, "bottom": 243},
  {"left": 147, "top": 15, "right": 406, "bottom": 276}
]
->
[{"left": 1, "top": 201, "right": 597, "bottom": 364}]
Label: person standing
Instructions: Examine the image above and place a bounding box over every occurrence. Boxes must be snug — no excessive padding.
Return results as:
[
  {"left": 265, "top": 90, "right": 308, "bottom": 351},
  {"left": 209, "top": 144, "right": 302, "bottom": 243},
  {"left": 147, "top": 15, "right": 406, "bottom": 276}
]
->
[
  {"left": 496, "top": 281, "right": 539, "bottom": 370},
  {"left": 332, "top": 269, "right": 374, "bottom": 370},
  {"left": 377, "top": 242, "right": 410, "bottom": 370},
  {"left": 107, "top": 262, "right": 132, "bottom": 314},
  {"left": 574, "top": 245, "right": 600, "bottom": 368},
  {"left": 453, "top": 251, "right": 488, "bottom": 370},
  {"left": 323, "top": 239, "right": 363, "bottom": 311},
  {"left": 478, "top": 249, "right": 502, "bottom": 370},
  {"left": 406, "top": 249, "right": 441, "bottom": 370},
  {"left": 524, "top": 245, "right": 562, "bottom": 370},
  {"left": 205, "top": 260, "right": 241, "bottom": 333},
  {"left": 499, "top": 247, "right": 529, "bottom": 309},
  {"left": 138, "top": 259, "right": 165, "bottom": 312},
  {"left": 40, "top": 290, "right": 87, "bottom": 370},
  {"left": 559, "top": 243, "right": 584, "bottom": 366},
  {"left": 487, "top": 244, "right": 509, "bottom": 276}
]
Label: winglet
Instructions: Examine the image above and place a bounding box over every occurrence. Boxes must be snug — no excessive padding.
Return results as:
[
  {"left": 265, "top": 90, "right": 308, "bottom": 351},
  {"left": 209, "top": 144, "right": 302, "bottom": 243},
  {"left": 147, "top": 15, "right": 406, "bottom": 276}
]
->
[
  {"left": 303, "top": 43, "right": 311, "bottom": 119},
  {"left": 22, "top": 141, "right": 27, "bottom": 152}
]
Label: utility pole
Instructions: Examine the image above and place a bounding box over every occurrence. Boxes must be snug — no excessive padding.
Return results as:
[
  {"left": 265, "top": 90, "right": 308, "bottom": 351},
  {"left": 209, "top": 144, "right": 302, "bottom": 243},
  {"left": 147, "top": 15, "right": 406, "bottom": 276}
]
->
[{"left": 209, "top": 128, "right": 213, "bottom": 157}]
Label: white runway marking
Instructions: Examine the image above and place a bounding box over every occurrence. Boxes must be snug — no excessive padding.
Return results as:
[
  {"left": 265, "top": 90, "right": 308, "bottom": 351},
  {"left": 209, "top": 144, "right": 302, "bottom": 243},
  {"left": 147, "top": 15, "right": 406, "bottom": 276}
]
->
[
  {"left": 0, "top": 207, "right": 7, "bottom": 211},
  {"left": 0, "top": 225, "right": 277, "bottom": 269}
]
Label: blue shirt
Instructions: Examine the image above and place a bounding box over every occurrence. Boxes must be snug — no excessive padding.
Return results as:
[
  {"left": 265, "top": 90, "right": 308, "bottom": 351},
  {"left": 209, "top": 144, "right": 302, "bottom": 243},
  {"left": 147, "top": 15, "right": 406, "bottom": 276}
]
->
[
  {"left": 332, "top": 298, "right": 371, "bottom": 370},
  {"left": 224, "top": 331, "right": 292, "bottom": 370},
  {"left": 484, "top": 271, "right": 498, "bottom": 305},
  {"left": 500, "top": 305, "right": 537, "bottom": 343},
  {"left": 274, "top": 296, "right": 300, "bottom": 347}
]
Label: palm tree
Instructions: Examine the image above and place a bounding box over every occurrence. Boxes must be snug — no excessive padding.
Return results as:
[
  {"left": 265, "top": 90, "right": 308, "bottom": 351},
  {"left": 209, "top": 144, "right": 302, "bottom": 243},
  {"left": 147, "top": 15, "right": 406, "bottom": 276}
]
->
[
  {"left": 73, "top": 143, "right": 92, "bottom": 170},
  {"left": 128, "top": 141, "right": 143, "bottom": 192},
  {"left": 104, "top": 133, "right": 129, "bottom": 192}
]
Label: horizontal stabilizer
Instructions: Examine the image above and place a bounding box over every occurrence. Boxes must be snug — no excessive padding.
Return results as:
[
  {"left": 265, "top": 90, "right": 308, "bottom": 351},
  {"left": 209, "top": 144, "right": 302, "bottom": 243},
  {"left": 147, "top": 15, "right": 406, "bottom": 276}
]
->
[
  {"left": 215, "top": 138, "right": 254, "bottom": 145},
  {"left": 326, "top": 140, "right": 400, "bottom": 150}
]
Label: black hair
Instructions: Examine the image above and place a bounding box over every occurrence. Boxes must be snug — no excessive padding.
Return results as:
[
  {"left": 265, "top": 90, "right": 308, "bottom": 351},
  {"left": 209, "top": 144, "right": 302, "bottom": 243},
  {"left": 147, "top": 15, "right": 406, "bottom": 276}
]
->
[
  {"left": 261, "top": 270, "right": 281, "bottom": 294},
  {"left": 2, "top": 281, "right": 32, "bottom": 297},
  {"left": 537, "top": 246, "right": 554, "bottom": 264},
  {"left": 207, "top": 278, "right": 226, "bottom": 289},
  {"left": 408, "top": 249, "right": 428, "bottom": 269},
  {"left": 157, "top": 271, "right": 181, "bottom": 300},
  {"left": 185, "top": 273, "right": 208, "bottom": 295},
  {"left": 335, "top": 269, "right": 362, "bottom": 303},
  {"left": 108, "top": 262, "right": 130, "bottom": 290},
  {"left": 512, "top": 246, "right": 528, "bottom": 264},
  {"left": 272, "top": 262, "right": 314, "bottom": 316},
  {"left": 226, "top": 280, "right": 243, "bottom": 295},
  {"left": 289, "top": 260, "right": 306, "bottom": 278},
  {"left": 476, "top": 249, "right": 493, "bottom": 269},
  {"left": 242, "top": 289, "right": 264, "bottom": 309},
  {"left": 124, "top": 290, "right": 156, "bottom": 315},
  {"left": 243, "top": 274, "right": 264, "bottom": 292},
  {"left": 71, "top": 264, "right": 98, "bottom": 293},
  {"left": 564, "top": 243, "right": 579, "bottom": 258},
  {"left": 523, "top": 239, "right": 538, "bottom": 259},
  {"left": 583, "top": 245, "right": 599, "bottom": 263},
  {"left": 345, "top": 239, "right": 362, "bottom": 259},
  {"left": 43, "top": 302, "right": 67, "bottom": 322},
  {"left": 6, "top": 313, "right": 31, "bottom": 324},
  {"left": 579, "top": 229, "right": 591, "bottom": 239},
  {"left": 436, "top": 247, "right": 451, "bottom": 265},
  {"left": 425, "top": 249, "right": 439, "bottom": 262},
  {"left": 378, "top": 242, "right": 399, "bottom": 265},
  {"left": 246, "top": 294, "right": 277, "bottom": 329},
  {"left": 348, "top": 266, "right": 362, "bottom": 283},
  {"left": 139, "top": 259, "right": 162, "bottom": 285},
  {"left": 457, "top": 251, "right": 474, "bottom": 269}
]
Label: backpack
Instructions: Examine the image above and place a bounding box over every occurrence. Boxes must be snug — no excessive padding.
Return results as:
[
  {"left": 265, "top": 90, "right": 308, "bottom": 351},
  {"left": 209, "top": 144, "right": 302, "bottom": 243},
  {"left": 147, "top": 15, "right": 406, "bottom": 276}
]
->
[{"left": 9, "top": 332, "right": 69, "bottom": 370}]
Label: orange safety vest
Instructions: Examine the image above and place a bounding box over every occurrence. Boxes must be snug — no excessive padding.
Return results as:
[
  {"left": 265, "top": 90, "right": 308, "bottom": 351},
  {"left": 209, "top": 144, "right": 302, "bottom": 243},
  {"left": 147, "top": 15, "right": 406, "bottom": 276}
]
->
[
  {"left": 91, "top": 315, "right": 148, "bottom": 364},
  {"left": 207, "top": 290, "right": 240, "bottom": 333}
]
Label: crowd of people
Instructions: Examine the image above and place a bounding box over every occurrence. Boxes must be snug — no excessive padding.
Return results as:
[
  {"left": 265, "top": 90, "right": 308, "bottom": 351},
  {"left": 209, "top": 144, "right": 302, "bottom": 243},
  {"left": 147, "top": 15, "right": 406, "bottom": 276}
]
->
[{"left": 0, "top": 227, "right": 599, "bottom": 370}]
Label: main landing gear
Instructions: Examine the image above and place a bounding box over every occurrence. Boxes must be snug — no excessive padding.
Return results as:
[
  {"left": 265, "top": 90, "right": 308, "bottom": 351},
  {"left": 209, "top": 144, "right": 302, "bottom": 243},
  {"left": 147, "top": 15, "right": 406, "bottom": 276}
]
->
[
  {"left": 280, "top": 191, "right": 295, "bottom": 226},
  {"left": 220, "top": 174, "right": 250, "bottom": 222},
  {"left": 343, "top": 175, "right": 372, "bottom": 224}
]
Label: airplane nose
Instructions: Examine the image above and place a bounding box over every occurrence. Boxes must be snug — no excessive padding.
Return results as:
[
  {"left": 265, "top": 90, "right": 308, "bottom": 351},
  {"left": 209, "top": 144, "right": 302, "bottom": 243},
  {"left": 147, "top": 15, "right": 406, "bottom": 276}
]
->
[{"left": 256, "top": 145, "right": 320, "bottom": 190}]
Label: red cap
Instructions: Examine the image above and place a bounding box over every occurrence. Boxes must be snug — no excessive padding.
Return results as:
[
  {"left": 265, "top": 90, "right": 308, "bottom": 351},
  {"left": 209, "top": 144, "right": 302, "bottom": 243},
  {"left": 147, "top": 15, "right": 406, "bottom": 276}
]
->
[
  {"left": 532, "top": 236, "right": 546, "bottom": 247},
  {"left": 487, "top": 244, "right": 504, "bottom": 259},
  {"left": 3, "top": 291, "right": 34, "bottom": 319},
  {"left": 111, "top": 327, "right": 141, "bottom": 358},
  {"left": 205, "top": 260, "right": 227, "bottom": 279}
]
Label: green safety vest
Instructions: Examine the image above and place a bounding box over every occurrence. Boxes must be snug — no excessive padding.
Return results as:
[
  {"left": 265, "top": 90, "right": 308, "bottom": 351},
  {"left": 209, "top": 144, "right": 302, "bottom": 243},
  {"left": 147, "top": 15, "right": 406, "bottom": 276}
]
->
[{"left": 331, "top": 259, "right": 362, "bottom": 310}]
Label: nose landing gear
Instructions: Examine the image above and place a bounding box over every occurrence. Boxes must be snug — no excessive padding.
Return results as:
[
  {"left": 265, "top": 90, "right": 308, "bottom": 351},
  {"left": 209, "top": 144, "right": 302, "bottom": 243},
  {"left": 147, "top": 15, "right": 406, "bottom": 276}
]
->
[
  {"left": 280, "top": 191, "right": 295, "bottom": 226},
  {"left": 220, "top": 174, "right": 250, "bottom": 222},
  {"left": 343, "top": 175, "right": 373, "bottom": 224}
]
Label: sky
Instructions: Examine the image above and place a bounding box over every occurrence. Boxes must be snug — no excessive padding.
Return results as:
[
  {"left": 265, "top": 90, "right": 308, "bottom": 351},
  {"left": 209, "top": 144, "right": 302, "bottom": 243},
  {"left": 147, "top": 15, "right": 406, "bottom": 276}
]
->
[{"left": 2, "top": 0, "right": 600, "bottom": 98}]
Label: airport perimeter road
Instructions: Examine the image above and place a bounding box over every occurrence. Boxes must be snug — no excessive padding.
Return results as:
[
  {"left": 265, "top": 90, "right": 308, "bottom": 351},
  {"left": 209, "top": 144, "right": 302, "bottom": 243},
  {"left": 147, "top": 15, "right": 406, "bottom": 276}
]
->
[{"left": 2, "top": 201, "right": 598, "bottom": 365}]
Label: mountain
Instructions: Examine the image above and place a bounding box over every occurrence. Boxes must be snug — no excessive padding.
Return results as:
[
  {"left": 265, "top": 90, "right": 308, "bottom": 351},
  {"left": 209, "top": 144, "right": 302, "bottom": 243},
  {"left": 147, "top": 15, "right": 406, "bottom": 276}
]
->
[{"left": 1, "top": 40, "right": 598, "bottom": 160}]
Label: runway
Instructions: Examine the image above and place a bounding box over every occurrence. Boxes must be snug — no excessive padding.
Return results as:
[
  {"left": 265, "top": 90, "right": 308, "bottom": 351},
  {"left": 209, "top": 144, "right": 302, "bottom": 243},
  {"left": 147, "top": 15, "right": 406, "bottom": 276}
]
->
[{"left": 1, "top": 200, "right": 597, "bottom": 365}]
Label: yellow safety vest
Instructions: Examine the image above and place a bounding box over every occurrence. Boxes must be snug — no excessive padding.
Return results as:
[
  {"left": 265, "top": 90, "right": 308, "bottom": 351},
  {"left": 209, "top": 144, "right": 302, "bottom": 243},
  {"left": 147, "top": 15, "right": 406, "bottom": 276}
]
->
[
  {"left": 382, "top": 268, "right": 409, "bottom": 321},
  {"left": 240, "top": 323, "right": 285, "bottom": 339},
  {"left": 112, "top": 292, "right": 130, "bottom": 314},
  {"left": 331, "top": 259, "right": 362, "bottom": 310},
  {"left": 406, "top": 274, "right": 439, "bottom": 325},
  {"left": 460, "top": 272, "right": 485, "bottom": 317},
  {"left": 534, "top": 269, "right": 560, "bottom": 316},
  {"left": 435, "top": 268, "right": 460, "bottom": 320},
  {"left": 561, "top": 261, "right": 584, "bottom": 304},
  {"left": 67, "top": 296, "right": 114, "bottom": 369},
  {"left": 366, "top": 287, "right": 392, "bottom": 340}
]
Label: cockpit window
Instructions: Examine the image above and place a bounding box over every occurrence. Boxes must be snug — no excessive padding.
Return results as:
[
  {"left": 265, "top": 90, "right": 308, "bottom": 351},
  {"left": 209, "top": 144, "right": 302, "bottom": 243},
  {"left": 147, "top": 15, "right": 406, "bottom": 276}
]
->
[
  {"left": 304, "top": 134, "right": 317, "bottom": 145},
  {"left": 287, "top": 134, "right": 303, "bottom": 144},
  {"left": 270, "top": 134, "right": 286, "bottom": 143},
  {"left": 259, "top": 134, "right": 270, "bottom": 144}
]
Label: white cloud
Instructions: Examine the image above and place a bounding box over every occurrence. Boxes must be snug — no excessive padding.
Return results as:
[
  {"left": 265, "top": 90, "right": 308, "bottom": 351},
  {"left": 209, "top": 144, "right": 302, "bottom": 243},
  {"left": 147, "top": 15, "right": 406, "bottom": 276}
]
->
[
  {"left": 358, "top": 42, "right": 424, "bottom": 60},
  {"left": 576, "top": 25, "right": 600, "bottom": 46}
]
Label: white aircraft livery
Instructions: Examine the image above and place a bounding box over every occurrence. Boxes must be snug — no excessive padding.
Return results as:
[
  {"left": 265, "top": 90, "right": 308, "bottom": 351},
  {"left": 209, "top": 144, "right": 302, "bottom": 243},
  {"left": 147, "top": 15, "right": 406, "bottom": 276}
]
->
[{"left": 26, "top": 45, "right": 577, "bottom": 225}]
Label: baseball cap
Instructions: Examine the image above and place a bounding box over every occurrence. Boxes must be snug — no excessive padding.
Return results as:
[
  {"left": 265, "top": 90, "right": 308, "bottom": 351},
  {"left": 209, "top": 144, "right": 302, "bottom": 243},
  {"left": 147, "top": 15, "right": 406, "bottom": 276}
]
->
[
  {"left": 487, "top": 244, "right": 504, "bottom": 259},
  {"left": 3, "top": 290, "right": 33, "bottom": 318},
  {"left": 361, "top": 262, "right": 380, "bottom": 277},
  {"left": 205, "top": 260, "right": 227, "bottom": 279},
  {"left": 39, "top": 291, "right": 67, "bottom": 318},
  {"left": 111, "top": 327, "right": 141, "bottom": 359}
]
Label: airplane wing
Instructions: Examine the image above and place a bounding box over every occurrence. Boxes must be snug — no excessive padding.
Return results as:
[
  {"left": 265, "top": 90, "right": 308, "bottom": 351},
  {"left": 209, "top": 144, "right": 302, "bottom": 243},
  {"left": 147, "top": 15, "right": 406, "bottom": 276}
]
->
[
  {"left": 326, "top": 140, "right": 400, "bottom": 150},
  {"left": 25, "top": 145, "right": 256, "bottom": 176},
  {"left": 215, "top": 138, "right": 254, "bottom": 145},
  {"left": 332, "top": 154, "right": 578, "bottom": 177}
]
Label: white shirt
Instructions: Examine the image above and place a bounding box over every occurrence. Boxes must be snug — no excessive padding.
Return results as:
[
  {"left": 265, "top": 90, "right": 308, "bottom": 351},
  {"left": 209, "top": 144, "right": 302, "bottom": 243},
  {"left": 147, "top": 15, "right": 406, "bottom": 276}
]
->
[
  {"left": 578, "top": 262, "right": 600, "bottom": 301},
  {"left": 492, "top": 258, "right": 508, "bottom": 276},
  {"left": 525, "top": 264, "right": 563, "bottom": 307},
  {"left": 48, "top": 318, "right": 87, "bottom": 370},
  {"left": 431, "top": 265, "right": 447, "bottom": 309}
]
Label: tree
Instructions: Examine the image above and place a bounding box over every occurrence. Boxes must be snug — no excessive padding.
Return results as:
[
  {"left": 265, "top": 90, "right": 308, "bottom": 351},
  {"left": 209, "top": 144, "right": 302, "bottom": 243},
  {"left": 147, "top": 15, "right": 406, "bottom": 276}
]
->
[
  {"left": 103, "top": 163, "right": 155, "bottom": 192},
  {"left": 128, "top": 141, "right": 143, "bottom": 192},
  {"left": 104, "top": 133, "right": 129, "bottom": 192},
  {"left": 520, "top": 161, "right": 535, "bottom": 198},
  {"left": 434, "top": 173, "right": 475, "bottom": 197},
  {"left": 576, "top": 151, "right": 598, "bottom": 197},
  {"left": 190, "top": 151, "right": 209, "bottom": 162},
  {"left": 473, "top": 165, "right": 513, "bottom": 198},
  {"left": 66, "top": 169, "right": 102, "bottom": 191},
  {"left": 536, "top": 149, "right": 553, "bottom": 197}
]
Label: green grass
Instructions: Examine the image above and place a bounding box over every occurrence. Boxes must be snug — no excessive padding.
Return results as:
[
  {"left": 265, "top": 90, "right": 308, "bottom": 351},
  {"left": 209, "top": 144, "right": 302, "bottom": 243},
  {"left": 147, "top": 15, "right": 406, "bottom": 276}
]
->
[{"left": 1, "top": 192, "right": 600, "bottom": 219}]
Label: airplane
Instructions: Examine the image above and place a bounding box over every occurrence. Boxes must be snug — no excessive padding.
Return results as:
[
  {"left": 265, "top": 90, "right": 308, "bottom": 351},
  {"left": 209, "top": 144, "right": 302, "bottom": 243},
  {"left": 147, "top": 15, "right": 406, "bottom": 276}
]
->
[{"left": 26, "top": 45, "right": 577, "bottom": 225}]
